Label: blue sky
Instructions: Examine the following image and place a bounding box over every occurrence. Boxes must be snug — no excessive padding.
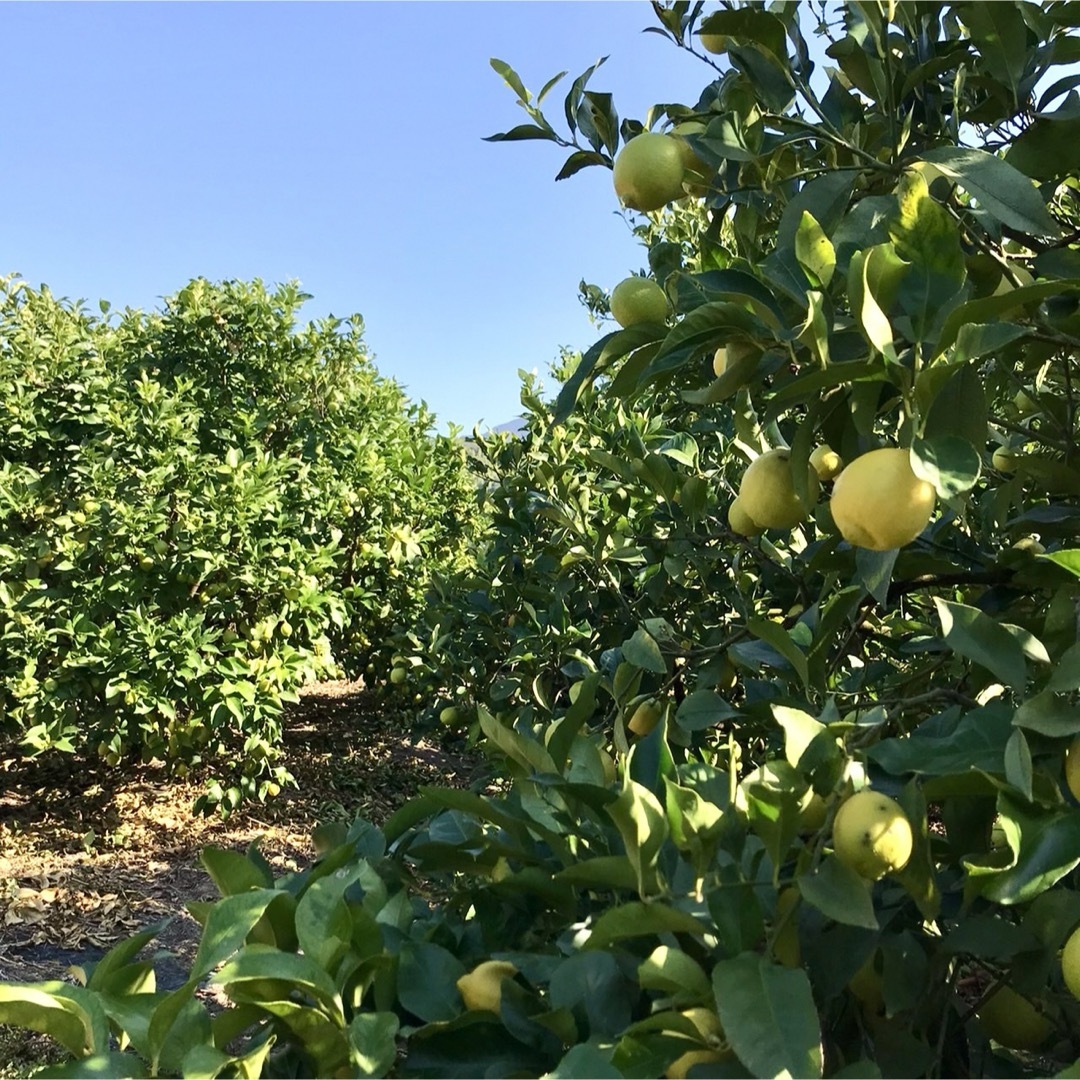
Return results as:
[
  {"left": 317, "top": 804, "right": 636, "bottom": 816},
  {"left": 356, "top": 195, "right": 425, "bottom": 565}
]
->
[{"left": 5, "top": 2, "right": 715, "bottom": 433}]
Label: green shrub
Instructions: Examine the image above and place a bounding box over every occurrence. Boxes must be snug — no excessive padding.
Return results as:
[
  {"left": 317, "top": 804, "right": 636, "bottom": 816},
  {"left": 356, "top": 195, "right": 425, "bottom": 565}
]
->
[{"left": 0, "top": 276, "right": 477, "bottom": 807}]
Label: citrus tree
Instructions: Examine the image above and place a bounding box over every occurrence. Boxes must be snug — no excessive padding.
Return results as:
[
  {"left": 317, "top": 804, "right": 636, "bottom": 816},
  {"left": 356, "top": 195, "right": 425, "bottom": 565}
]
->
[
  {"left": 6, "top": 2, "right": 1080, "bottom": 1077},
  {"left": 0, "top": 276, "right": 477, "bottom": 809}
]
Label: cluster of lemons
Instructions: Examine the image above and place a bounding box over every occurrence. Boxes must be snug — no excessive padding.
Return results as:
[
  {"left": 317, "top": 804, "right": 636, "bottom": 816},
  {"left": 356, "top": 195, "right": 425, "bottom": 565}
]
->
[{"left": 606, "top": 126, "right": 940, "bottom": 554}]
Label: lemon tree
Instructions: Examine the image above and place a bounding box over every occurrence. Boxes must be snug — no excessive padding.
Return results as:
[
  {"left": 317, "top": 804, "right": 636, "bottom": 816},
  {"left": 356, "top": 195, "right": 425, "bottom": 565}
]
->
[{"left": 6, "top": 4, "right": 1080, "bottom": 1079}]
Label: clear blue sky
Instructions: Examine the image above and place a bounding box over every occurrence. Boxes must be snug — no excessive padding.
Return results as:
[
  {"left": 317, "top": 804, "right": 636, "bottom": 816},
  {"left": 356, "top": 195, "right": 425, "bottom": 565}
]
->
[{"left": 5, "top": 2, "right": 715, "bottom": 433}]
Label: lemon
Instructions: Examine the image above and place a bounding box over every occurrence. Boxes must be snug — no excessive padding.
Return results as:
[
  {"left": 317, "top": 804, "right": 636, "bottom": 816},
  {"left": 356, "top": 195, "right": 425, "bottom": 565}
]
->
[
  {"left": 1061, "top": 924, "right": 1080, "bottom": 999},
  {"left": 832, "top": 789, "right": 913, "bottom": 880},
  {"left": 830, "top": 447, "right": 935, "bottom": 551},
  {"left": 699, "top": 32, "right": 729, "bottom": 54},
  {"left": 772, "top": 888, "right": 801, "bottom": 968},
  {"left": 798, "top": 791, "right": 828, "bottom": 834},
  {"left": 389, "top": 666, "right": 408, "bottom": 686},
  {"left": 1066, "top": 737, "right": 1080, "bottom": 802},
  {"left": 727, "top": 496, "right": 762, "bottom": 537},
  {"left": 610, "top": 277, "right": 669, "bottom": 328},
  {"left": 712, "top": 347, "right": 728, "bottom": 377},
  {"left": 598, "top": 748, "right": 618, "bottom": 785},
  {"left": 439, "top": 706, "right": 460, "bottom": 725},
  {"left": 613, "top": 133, "right": 687, "bottom": 212},
  {"left": 809, "top": 445, "right": 844, "bottom": 482},
  {"left": 992, "top": 447, "right": 1017, "bottom": 473},
  {"left": 1012, "top": 536, "right": 1045, "bottom": 555},
  {"left": 738, "top": 448, "right": 819, "bottom": 531},
  {"left": 456, "top": 960, "right": 518, "bottom": 1013},
  {"left": 666, "top": 1049, "right": 728, "bottom": 1080},
  {"left": 848, "top": 952, "right": 885, "bottom": 1018},
  {"left": 977, "top": 985, "right": 1053, "bottom": 1050},
  {"left": 1014, "top": 389, "right": 1040, "bottom": 416},
  {"left": 627, "top": 698, "right": 663, "bottom": 736}
]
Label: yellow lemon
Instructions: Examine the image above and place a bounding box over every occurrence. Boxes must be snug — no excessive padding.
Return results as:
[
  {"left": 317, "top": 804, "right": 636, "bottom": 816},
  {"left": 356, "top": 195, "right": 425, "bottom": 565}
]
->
[
  {"left": 727, "top": 496, "right": 762, "bottom": 537},
  {"left": 1066, "top": 738, "right": 1080, "bottom": 802},
  {"left": 848, "top": 952, "right": 885, "bottom": 1018},
  {"left": 613, "top": 133, "right": 687, "bottom": 212},
  {"left": 809, "top": 445, "right": 844, "bottom": 482},
  {"left": 977, "top": 985, "right": 1053, "bottom": 1050},
  {"left": 738, "top": 448, "right": 820, "bottom": 531},
  {"left": 1061, "top": 924, "right": 1080, "bottom": 999},
  {"left": 992, "top": 447, "right": 1017, "bottom": 473},
  {"left": 712, "top": 347, "right": 728, "bottom": 377},
  {"left": 830, "top": 447, "right": 935, "bottom": 551},
  {"left": 627, "top": 699, "right": 663, "bottom": 737},
  {"left": 832, "top": 789, "right": 913, "bottom": 881},
  {"left": 664, "top": 1008, "right": 732, "bottom": 1079},
  {"left": 672, "top": 120, "right": 711, "bottom": 194},
  {"left": 610, "top": 276, "right": 668, "bottom": 327},
  {"left": 456, "top": 960, "right": 518, "bottom": 1013},
  {"left": 699, "top": 32, "right": 729, "bottom": 54}
]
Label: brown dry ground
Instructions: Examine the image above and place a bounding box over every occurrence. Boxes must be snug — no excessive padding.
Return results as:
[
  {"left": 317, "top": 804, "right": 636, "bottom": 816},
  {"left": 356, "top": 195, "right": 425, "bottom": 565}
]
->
[{"left": 0, "top": 681, "right": 484, "bottom": 1076}]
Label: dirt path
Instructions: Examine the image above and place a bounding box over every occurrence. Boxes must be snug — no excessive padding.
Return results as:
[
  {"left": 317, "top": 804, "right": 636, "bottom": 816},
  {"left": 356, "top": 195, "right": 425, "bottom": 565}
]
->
[{"left": 0, "top": 681, "right": 483, "bottom": 993}]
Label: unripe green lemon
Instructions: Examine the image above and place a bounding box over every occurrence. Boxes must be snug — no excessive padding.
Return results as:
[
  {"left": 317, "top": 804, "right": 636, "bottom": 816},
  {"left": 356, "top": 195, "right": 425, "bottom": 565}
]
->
[
  {"left": 456, "top": 960, "right": 518, "bottom": 1013},
  {"left": 809, "top": 445, "right": 844, "bottom": 482},
  {"left": 389, "top": 666, "right": 408, "bottom": 686},
  {"left": 832, "top": 788, "right": 913, "bottom": 880},
  {"left": 613, "top": 133, "right": 687, "bottom": 212},
  {"left": 977, "top": 985, "right": 1054, "bottom": 1050},
  {"left": 727, "top": 496, "right": 762, "bottom": 537},
  {"left": 738, "top": 448, "right": 819, "bottom": 531},
  {"left": 1012, "top": 536, "right": 1045, "bottom": 555},
  {"left": 610, "top": 277, "right": 669, "bottom": 327},
  {"left": 798, "top": 791, "right": 828, "bottom": 834},
  {"left": 848, "top": 952, "right": 885, "bottom": 1018},
  {"left": 830, "top": 447, "right": 935, "bottom": 551}
]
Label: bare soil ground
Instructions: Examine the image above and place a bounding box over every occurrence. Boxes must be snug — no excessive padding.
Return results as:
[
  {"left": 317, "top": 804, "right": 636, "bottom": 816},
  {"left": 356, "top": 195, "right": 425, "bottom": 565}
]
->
[{"left": 0, "top": 681, "right": 484, "bottom": 1076}]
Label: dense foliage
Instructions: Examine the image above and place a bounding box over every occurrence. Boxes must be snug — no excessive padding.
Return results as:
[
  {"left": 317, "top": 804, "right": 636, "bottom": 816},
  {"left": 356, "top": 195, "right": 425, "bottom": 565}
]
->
[
  {"left": 5, "top": 1, "right": 1080, "bottom": 1077},
  {"left": 0, "top": 276, "right": 477, "bottom": 809}
]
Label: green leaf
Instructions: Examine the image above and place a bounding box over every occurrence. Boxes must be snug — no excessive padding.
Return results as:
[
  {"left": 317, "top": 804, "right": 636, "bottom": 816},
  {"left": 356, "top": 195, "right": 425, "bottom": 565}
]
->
[
  {"left": 190, "top": 889, "right": 283, "bottom": 982},
  {"left": 1013, "top": 691, "right": 1080, "bottom": 736},
  {"left": 980, "top": 795, "right": 1080, "bottom": 904},
  {"left": 922, "top": 363, "right": 988, "bottom": 450},
  {"left": 712, "top": 953, "right": 823, "bottom": 1079},
  {"left": 347, "top": 1012, "right": 399, "bottom": 1078},
  {"left": 0, "top": 984, "right": 103, "bottom": 1058},
  {"left": 490, "top": 58, "right": 531, "bottom": 104},
  {"left": 746, "top": 616, "right": 809, "bottom": 688},
  {"left": 850, "top": 246, "right": 900, "bottom": 361},
  {"left": 698, "top": 8, "right": 789, "bottom": 67},
  {"left": 797, "top": 857, "right": 879, "bottom": 930},
  {"left": 921, "top": 146, "right": 1061, "bottom": 238},
  {"left": 544, "top": 1044, "right": 621, "bottom": 1079},
  {"left": 958, "top": 1, "right": 1029, "bottom": 103},
  {"left": 216, "top": 944, "right": 344, "bottom": 1022},
  {"left": 795, "top": 212, "right": 836, "bottom": 288},
  {"left": 1041, "top": 549, "right": 1080, "bottom": 578},
  {"left": 605, "top": 774, "right": 669, "bottom": 898},
  {"left": 772, "top": 705, "right": 825, "bottom": 770},
  {"left": 951, "top": 321, "right": 1027, "bottom": 364},
  {"left": 200, "top": 846, "right": 273, "bottom": 897},
  {"left": 478, "top": 705, "right": 558, "bottom": 775},
  {"left": 933, "top": 598, "right": 1028, "bottom": 690},
  {"left": 637, "top": 946, "right": 712, "bottom": 1001},
  {"left": 889, "top": 170, "right": 966, "bottom": 334},
  {"left": 1004, "top": 728, "right": 1034, "bottom": 802},
  {"left": 584, "top": 902, "right": 710, "bottom": 951},
  {"left": 621, "top": 628, "right": 667, "bottom": 674},
  {"left": 396, "top": 943, "right": 467, "bottom": 1023},
  {"left": 34, "top": 1053, "right": 148, "bottom": 1079},
  {"left": 911, "top": 434, "right": 981, "bottom": 499},
  {"left": 549, "top": 952, "right": 631, "bottom": 1039}
]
